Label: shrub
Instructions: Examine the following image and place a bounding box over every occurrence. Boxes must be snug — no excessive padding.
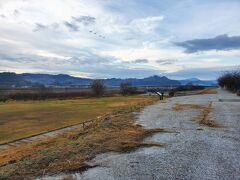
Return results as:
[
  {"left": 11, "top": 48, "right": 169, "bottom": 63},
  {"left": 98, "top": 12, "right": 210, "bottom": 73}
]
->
[
  {"left": 91, "top": 79, "right": 105, "bottom": 97},
  {"left": 168, "top": 90, "right": 175, "bottom": 97}
]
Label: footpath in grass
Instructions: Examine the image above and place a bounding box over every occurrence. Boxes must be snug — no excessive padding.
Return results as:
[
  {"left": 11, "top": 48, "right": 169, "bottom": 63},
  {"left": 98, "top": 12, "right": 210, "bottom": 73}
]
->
[{"left": 0, "top": 96, "right": 155, "bottom": 144}]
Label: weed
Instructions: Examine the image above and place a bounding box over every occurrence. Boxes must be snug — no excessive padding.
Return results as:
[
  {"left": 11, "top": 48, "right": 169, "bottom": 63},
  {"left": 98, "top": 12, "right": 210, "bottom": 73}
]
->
[
  {"left": 194, "top": 102, "right": 222, "bottom": 128},
  {"left": 173, "top": 102, "right": 222, "bottom": 128},
  {"left": 173, "top": 103, "right": 205, "bottom": 111}
]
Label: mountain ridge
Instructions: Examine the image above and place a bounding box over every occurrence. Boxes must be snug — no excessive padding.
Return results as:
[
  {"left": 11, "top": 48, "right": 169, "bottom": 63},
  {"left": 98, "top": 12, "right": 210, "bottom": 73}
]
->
[{"left": 0, "top": 72, "right": 216, "bottom": 87}]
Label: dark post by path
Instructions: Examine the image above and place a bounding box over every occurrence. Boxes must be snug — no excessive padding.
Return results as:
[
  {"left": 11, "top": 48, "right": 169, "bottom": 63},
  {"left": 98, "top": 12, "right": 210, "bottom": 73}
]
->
[
  {"left": 161, "top": 92, "right": 164, "bottom": 100},
  {"left": 156, "top": 92, "right": 163, "bottom": 100}
]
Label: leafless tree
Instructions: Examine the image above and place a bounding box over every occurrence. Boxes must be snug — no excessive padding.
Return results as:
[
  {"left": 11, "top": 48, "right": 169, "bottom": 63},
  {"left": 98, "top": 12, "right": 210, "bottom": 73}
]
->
[
  {"left": 91, "top": 79, "right": 105, "bottom": 96},
  {"left": 120, "top": 82, "right": 137, "bottom": 95},
  {"left": 218, "top": 70, "right": 240, "bottom": 93}
]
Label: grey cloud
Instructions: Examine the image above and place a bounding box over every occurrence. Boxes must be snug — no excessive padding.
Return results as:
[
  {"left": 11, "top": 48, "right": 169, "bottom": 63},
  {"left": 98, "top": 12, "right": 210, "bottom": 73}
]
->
[
  {"left": 125, "top": 59, "right": 149, "bottom": 64},
  {"left": 51, "top": 23, "right": 59, "bottom": 29},
  {"left": 156, "top": 59, "right": 177, "bottom": 65},
  {"left": 33, "top": 23, "right": 48, "bottom": 32},
  {"left": 133, "top": 59, "right": 148, "bottom": 63},
  {"left": 13, "top": 9, "right": 20, "bottom": 16},
  {"left": 67, "top": 56, "right": 110, "bottom": 65},
  {"left": 124, "top": 37, "right": 136, "bottom": 41},
  {"left": 63, "top": 16, "right": 106, "bottom": 37},
  {"left": 0, "top": 53, "right": 17, "bottom": 61},
  {"left": 0, "top": 52, "right": 47, "bottom": 63},
  {"left": 72, "top": 16, "right": 96, "bottom": 26},
  {"left": 166, "top": 66, "right": 240, "bottom": 80},
  {"left": 92, "top": 67, "right": 160, "bottom": 79},
  {"left": 0, "top": 14, "right": 5, "bottom": 18},
  {"left": 64, "top": 21, "right": 79, "bottom": 32},
  {"left": 88, "top": 30, "right": 106, "bottom": 39},
  {"left": 175, "top": 34, "right": 240, "bottom": 53},
  {"left": 33, "top": 23, "right": 60, "bottom": 32}
]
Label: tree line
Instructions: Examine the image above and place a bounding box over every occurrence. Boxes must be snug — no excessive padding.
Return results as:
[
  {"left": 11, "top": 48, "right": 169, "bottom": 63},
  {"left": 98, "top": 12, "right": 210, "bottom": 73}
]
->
[
  {"left": 91, "top": 80, "right": 138, "bottom": 96},
  {"left": 0, "top": 80, "right": 140, "bottom": 102},
  {"left": 218, "top": 70, "right": 240, "bottom": 95}
]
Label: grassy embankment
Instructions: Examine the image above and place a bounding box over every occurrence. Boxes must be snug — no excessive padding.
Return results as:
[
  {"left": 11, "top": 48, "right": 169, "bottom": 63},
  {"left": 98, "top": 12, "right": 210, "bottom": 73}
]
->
[
  {"left": 0, "top": 95, "right": 167, "bottom": 179},
  {"left": 0, "top": 96, "right": 156, "bottom": 144}
]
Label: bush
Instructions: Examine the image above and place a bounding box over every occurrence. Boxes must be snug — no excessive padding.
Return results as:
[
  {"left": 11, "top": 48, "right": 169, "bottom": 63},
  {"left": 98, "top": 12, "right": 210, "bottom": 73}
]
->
[
  {"left": 91, "top": 79, "right": 105, "bottom": 97},
  {"left": 120, "top": 82, "right": 137, "bottom": 95},
  {"left": 168, "top": 90, "right": 175, "bottom": 97},
  {"left": 218, "top": 70, "right": 240, "bottom": 93}
]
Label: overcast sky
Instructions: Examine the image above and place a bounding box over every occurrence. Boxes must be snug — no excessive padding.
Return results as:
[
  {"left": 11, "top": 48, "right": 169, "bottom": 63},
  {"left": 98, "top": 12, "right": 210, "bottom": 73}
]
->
[{"left": 0, "top": 0, "right": 239, "bottom": 79}]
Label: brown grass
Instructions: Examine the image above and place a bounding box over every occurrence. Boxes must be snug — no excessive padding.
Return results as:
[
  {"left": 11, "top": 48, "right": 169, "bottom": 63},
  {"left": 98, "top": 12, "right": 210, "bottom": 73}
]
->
[
  {"left": 0, "top": 96, "right": 156, "bottom": 144},
  {"left": 194, "top": 102, "right": 222, "bottom": 128},
  {"left": 173, "top": 102, "right": 222, "bottom": 128},
  {"left": 173, "top": 103, "right": 205, "bottom": 111},
  {"left": 200, "top": 88, "right": 218, "bottom": 94},
  {"left": 0, "top": 98, "right": 166, "bottom": 179},
  {"left": 109, "top": 102, "right": 129, "bottom": 107}
]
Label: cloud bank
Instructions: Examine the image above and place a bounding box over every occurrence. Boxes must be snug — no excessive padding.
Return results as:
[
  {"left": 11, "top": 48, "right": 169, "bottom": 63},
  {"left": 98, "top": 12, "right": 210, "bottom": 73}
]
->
[
  {"left": 175, "top": 34, "right": 240, "bottom": 53},
  {"left": 0, "top": 0, "right": 239, "bottom": 79}
]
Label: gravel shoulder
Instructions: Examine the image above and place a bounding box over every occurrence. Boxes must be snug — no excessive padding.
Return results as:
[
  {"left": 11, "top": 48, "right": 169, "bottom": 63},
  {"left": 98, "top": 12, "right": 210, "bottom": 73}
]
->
[{"left": 43, "top": 89, "right": 240, "bottom": 180}]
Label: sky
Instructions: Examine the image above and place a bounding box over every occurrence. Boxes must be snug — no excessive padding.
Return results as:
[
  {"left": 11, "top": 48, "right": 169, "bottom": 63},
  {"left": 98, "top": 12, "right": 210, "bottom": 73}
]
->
[{"left": 0, "top": 0, "right": 240, "bottom": 80}]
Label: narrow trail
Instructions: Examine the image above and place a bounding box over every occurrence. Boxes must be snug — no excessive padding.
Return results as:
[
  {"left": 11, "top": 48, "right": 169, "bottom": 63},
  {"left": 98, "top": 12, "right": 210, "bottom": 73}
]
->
[
  {"left": 42, "top": 89, "right": 240, "bottom": 180},
  {"left": 0, "top": 118, "right": 97, "bottom": 150}
]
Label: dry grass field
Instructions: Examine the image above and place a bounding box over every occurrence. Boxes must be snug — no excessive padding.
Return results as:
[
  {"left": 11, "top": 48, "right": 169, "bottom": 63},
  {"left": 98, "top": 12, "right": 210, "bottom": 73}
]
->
[
  {"left": 0, "top": 96, "right": 156, "bottom": 144},
  {"left": 0, "top": 95, "right": 164, "bottom": 179}
]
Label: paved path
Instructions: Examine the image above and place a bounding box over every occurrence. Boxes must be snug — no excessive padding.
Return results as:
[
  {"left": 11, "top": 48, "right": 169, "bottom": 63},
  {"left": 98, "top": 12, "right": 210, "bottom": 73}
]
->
[{"left": 45, "top": 89, "right": 240, "bottom": 180}]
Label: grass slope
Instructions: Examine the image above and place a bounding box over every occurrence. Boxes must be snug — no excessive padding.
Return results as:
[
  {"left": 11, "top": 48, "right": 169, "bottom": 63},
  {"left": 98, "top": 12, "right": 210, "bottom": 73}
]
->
[
  {"left": 0, "top": 96, "right": 155, "bottom": 144},
  {"left": 0, "top": 96, "right": 164, "bottom": 179}
]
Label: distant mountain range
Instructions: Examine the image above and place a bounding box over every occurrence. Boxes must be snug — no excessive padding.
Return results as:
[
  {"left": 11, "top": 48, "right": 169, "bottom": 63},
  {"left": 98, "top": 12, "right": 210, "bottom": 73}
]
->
[
  {"left": 179, "top": 78, "right": 217, "bottom": 86},
  {"left": 0, "top": 72, "right": 30, "bottom": 87},
  {"left": 21, "top": 73, "right": 92, "bottom": 86},
  {"left": 0, "top": 72, "right": 217, "bottom": 87}
]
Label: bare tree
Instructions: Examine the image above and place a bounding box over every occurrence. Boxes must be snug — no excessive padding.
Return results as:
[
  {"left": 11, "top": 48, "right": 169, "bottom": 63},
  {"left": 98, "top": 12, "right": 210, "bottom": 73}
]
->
[
  {"left": 120, "top": 82, "right": 137, "bottom": 95},
  {"left": 91, "top": 79, "right": 105, "bottom": 96},
  {"left": 218, "top": 70, "right": 240, "bottom": 93}
]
